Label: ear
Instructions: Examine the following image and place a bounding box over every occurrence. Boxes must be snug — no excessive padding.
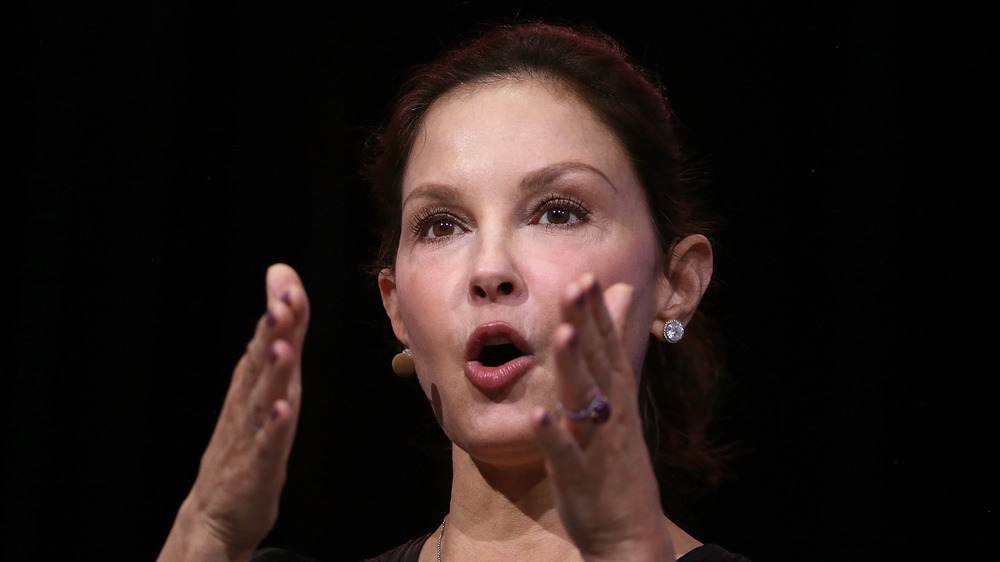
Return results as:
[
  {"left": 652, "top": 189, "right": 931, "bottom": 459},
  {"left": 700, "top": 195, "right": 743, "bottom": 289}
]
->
[
  {"left": 378, "top": 268, "right": 409, "bottom": 347},
  {"left": 652, "top": 234, "right": 713, "bottom": 339}
]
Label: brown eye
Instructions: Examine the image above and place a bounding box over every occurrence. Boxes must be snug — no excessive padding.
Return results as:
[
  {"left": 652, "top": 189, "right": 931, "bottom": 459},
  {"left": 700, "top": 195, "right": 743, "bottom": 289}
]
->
[
  {"left": 426, "top": 217, "right": 463, "bottom": 238},
  {"left": 537, "top": 200, "right": 585, "bottom": 226},
  {"left": 543, "top": 208, "right": 572, "bottom": 224},
  {"left": 431, "top": 220, "right": 453, "bottom": 237}
]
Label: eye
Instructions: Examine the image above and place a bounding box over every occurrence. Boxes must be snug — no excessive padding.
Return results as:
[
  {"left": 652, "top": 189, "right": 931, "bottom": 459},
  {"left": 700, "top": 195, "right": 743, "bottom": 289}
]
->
[
  {"left": 409, "top": 208, "right": 468, "bottom": 241},
  {"left": 535, "top": 197, "right": 589, "bottom": 227},
  {"left": 539, "top": 207, "right": 577, "bottom": 225},
  {"left": 426, "top": 216, "right": 463, "bottom": 238}
]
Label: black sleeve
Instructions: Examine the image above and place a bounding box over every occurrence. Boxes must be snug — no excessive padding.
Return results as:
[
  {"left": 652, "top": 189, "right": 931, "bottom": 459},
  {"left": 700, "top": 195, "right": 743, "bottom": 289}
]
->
[
  {"left": 360, "top": 534, "right": 431, "bottom": 562},
  {"left": 251, "top": 538, "right": 748, "bottom": 562},
  {"left": 679, "top": 544, "right": 753, "bottom": 562},
  {"left": 251, "top": 548, "right": 316, "bottom": 562}
]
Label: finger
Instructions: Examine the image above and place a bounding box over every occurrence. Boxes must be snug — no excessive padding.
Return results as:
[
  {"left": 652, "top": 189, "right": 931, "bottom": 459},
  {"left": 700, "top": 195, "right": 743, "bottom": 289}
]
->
[
  {"left": 579, "top": 278, "right": 637, "bottom": 395},
  {"left": 246, "top": 338, "right": 300, "bottom": 433},
  {"left": 224, "top": 265, "right": 306, "bottom": 429},
  {"left": 253, "top": 396, "right": 298, "bottom": 470},
  {"left": 265, "top": 264, "right": 310, "bottom": 350},
  {"left": 563, "top": 274, "right": 615, "bottom": 390},
  {"left": 264, "top": 399, "right": 297, "bottom": 461},
  {"left": 558, "top": 283, "right": 600, "bottom": 411},
  {"left": 552, "top": 321, "right": 606, "bottom": 443},
  {"left": 599, "top": 283, "right": 636, "bottom": 389},
  {"left": 602, "top": 283, "right": 634, "bottom": 339},
  {"left": 237, "top": 308, "right": 279, "bottom": 398},
  {"left": 531, "top": 407, "right": 584, "bottom": 484},
  {"left": 588, "top": 281, "right": 629, "bottom": 369}
]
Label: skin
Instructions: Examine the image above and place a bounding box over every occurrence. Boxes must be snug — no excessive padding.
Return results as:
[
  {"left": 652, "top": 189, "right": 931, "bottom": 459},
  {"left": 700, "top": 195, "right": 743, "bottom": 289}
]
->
[
  {"left": 159, "top": 264, "right": 309, "bottom": 562},
  {"left": 158, "top": 79, "right": 713, "bottom": 562},
  {"left": 378, "top": 80, "right": 713, "bottom": 561}
]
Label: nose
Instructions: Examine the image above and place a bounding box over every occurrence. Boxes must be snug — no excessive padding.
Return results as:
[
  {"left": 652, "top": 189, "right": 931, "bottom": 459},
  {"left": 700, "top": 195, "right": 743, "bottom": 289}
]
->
[{"left": 468, "top": 232, "right": 525, "bottom": 303}]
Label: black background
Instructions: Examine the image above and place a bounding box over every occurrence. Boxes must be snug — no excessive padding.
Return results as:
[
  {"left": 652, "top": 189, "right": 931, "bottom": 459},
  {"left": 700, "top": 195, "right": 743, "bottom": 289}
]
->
[{"left": 5, "top": 1, "right": 994, "bottom": 560}]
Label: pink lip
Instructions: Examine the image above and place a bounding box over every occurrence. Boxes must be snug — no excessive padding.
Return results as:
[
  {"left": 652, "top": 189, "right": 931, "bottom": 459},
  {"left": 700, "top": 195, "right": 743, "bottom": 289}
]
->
[{"left": 463, "top": 322, "right": 535, "bottom": 392}]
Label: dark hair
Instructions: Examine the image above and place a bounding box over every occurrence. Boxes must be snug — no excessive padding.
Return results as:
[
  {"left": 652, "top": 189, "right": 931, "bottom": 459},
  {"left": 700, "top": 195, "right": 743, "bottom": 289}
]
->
[{"left": 364, "top": 22, "right": 727, "bottom": 504}]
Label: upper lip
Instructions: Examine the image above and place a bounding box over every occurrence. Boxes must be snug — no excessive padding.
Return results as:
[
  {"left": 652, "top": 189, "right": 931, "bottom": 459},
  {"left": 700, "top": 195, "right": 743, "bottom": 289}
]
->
[{"left": 465, "top": 321, "right": 534, "bottom": 363}]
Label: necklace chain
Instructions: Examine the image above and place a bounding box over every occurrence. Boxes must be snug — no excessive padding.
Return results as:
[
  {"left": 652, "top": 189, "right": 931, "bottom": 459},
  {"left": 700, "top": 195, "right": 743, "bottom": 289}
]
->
[{"left": 436, "top": 514, "right": 448, "bottom": 562}]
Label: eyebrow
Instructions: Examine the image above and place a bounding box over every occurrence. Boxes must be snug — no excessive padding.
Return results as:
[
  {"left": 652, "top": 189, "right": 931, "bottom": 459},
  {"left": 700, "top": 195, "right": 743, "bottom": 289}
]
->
[
  {"left": 402, "top": 161, "right": 617, "bottom": 209},
  {"left": 402, "top": 183, "right": 463, "bottom": 210},
  {"left": 519, "top": 161, "right": 618, "bottom": 194}
]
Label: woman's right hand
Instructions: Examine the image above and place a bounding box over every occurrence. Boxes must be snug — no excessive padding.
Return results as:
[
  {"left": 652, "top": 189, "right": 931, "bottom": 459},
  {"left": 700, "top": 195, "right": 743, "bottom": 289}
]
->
[{"left": 159, "top": 264, "right": 310, "bottom": 562}]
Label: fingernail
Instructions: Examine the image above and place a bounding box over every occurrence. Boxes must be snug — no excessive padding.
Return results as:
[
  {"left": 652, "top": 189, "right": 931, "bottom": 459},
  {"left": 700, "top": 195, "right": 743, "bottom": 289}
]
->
[
  {"left": 589, "top": 277, "right": 601, "bottom": 295},
  {"left": 567, "top": 330, "right": 579, "bottom": 349},
  {"left": 270, "top": 403, "right": 281, "bottom": 420},
  {"left": 267, "top": 347, "right": 278, "bottom": 364},
  {"left": 280, "top": 291, "right": 291, "bottom": 305},
  {"left": 575, "top": 289, "right": 586, "bottom": 308},
  {"left": 266, "top": 308, "right": 276, "bottom": 327},
  {"left": 540, "top": 411, "right": 552, "bottom": 427}
]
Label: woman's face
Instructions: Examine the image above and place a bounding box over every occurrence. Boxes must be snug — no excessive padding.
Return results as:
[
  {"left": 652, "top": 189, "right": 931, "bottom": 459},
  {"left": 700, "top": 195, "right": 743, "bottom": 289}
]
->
[{"left": 380, "top": 80, "right": 667, "bottom": 467}]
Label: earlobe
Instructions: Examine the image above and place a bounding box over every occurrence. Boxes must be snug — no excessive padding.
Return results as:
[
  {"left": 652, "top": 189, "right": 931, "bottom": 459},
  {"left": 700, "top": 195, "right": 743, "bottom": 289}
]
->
[
  {"left": 378, "top": 269, "right": 409, "bottom": 346},
  {"left": 651, "top": 234, "right": 713, "bottom": 339}
]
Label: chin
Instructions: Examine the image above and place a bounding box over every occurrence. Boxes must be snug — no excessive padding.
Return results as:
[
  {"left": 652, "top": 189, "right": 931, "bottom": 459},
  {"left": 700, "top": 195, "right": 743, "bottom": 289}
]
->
[{"left": 446, "top": 408, "right": 545, "bottom": 468}]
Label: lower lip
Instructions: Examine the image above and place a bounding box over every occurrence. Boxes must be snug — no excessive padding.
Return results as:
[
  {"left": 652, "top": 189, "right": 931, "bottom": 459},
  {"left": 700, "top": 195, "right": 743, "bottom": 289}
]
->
[{"left": 464, "top": 355, "right": 535, "bottom": 392}]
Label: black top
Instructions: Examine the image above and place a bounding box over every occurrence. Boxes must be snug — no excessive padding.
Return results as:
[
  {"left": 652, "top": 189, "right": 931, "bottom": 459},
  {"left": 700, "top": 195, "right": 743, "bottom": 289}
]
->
[{"left": 253, "top": 535, "right": 752, "bottom": 562}]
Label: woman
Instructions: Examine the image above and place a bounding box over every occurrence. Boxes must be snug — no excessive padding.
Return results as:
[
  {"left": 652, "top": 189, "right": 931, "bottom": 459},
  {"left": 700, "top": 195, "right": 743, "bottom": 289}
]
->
[{"left": 159, "top": 23, "right": 748, "bottom": 561}]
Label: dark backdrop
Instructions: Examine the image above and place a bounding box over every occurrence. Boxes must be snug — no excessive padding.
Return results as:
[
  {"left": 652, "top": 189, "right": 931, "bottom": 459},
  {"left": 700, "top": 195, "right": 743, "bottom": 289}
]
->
[{"left": 5, "top": 1, "right": 994, "bottom": 560}]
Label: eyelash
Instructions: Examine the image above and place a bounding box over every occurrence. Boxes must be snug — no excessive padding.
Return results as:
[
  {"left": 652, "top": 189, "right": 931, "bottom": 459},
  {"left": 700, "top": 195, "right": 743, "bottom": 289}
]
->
[
  {"left": 407, "top": 207, "right": 467, "bottom": 244},
  {"left": 532, "top": 195, "right": 590, "bottom": 228},
  {"left": 408, "top": 195, "right": 591, "bottom": 241}
]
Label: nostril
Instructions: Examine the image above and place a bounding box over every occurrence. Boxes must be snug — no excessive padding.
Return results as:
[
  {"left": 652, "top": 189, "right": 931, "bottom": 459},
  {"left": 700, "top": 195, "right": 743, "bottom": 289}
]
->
[{"left": 472, "top": 281, "right": 516, "bottom": 299}]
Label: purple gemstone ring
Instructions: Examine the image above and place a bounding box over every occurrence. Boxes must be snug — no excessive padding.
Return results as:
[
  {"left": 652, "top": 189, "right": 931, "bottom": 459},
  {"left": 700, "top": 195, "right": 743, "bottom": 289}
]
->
[{"left": 557, "top": 390, "right": 611, "bottom": 424}]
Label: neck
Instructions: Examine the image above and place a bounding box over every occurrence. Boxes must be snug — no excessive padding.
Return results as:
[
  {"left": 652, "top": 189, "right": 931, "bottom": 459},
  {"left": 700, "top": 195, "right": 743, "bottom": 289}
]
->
[
  {"left": 439, "top": 444, "right": 579, "bottom": 561},
  {"left": 426, "top": 444, "right": 702, "bottom": 562}
]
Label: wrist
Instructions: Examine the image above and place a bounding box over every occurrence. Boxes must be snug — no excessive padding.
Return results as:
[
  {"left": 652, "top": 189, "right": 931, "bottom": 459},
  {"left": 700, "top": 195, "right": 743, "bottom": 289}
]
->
[
  {"left": 583, "top": 518, "right": 676, "bottom": 562},
  {"left": 158, "top": 497, "right": 254, "bottom": 562}
]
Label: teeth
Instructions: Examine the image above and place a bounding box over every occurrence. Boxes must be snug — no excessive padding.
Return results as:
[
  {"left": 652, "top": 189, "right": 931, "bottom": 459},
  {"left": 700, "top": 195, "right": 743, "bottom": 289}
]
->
[{"left": 484, "top": 336, "right": 512, "bottom": 346}]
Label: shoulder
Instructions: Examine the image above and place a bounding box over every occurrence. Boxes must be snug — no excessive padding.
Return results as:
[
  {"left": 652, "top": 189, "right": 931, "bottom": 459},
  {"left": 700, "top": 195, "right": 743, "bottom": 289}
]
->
[{"left": 679, "top": 544, "right": 753, "bottom": 562}]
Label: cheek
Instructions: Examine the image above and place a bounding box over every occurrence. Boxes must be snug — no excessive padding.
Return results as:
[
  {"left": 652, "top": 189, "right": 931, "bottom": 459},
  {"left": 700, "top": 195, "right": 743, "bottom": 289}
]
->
[
  {"left": 526, "top": 231, "right": 660, "bottom": 329},
  {"left": 396, "top": 270, "right": 455, "bottom": 344},
  {"left": 393, "top": 253, "right": 469, "bottom": 371}
]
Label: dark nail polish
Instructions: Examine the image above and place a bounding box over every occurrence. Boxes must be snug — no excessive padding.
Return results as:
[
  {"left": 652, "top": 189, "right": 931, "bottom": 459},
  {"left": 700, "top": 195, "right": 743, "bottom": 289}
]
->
[
  {"left": 567, "top": 330, "right": 579, "bottom": 349},
  {"left": 540, "top": 411, "right": 552, "bottom": 427},
  {"left": 266, "top": 309, "right": 276, "bottom": 327},
  {"left": 589, "top": 277, "right": 601, "bottom": 295},
  {"left": 280, "top": 291, "right": 291, "bottom": 305},
  {"left": 270, "top": 403, "right": 281, "bottom": 420},
  {"left": 267, "top": 347, "right": 278, "bottom": 364}
]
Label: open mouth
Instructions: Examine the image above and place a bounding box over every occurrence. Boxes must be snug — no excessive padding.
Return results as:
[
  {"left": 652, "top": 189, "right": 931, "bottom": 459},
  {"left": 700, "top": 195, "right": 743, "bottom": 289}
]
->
[
  {"left": 478, "top": 341, "right": 528, "bottom": 367},
  {"left": 466, "top": 322, "right": 533, "bottom": 367},
  {"left": 464, "top": 322, "right": 536, "bottom": 391}
]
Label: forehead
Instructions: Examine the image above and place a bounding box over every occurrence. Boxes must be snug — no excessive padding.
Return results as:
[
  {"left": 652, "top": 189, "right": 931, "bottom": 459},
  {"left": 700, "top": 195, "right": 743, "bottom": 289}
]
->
[{"left": 401, "top": 80, "right": 637, "bottom": 196}]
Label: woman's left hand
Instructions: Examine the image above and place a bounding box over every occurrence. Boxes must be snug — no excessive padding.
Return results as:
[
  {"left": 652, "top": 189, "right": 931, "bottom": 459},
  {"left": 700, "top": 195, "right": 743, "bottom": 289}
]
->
[{"left": 531, "top": 273, "right": 676, "bottom": 561}]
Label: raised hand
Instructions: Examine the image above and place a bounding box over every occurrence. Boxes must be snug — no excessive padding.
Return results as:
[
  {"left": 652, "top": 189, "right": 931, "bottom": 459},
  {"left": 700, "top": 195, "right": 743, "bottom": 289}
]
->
[
  {"left": 159, "top": 264, "right": 310, "bottom": 562},
  {"left": 532, "top": 274, "right": 677, "bottom": 562}
]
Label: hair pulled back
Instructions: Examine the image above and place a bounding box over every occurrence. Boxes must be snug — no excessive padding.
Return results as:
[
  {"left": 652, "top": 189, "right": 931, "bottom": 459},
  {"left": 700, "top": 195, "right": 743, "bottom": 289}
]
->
[{"left": 364, "top": 22, "right": 726, "bottom": 503}]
